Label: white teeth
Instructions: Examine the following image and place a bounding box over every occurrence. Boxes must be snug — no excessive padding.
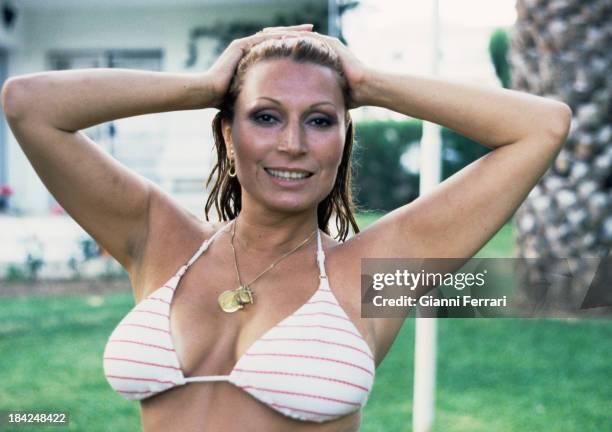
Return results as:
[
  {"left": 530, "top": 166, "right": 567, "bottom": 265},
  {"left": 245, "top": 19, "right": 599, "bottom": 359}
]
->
[{"left": 266, "top": 169, "right": 311, "bottom": 180}]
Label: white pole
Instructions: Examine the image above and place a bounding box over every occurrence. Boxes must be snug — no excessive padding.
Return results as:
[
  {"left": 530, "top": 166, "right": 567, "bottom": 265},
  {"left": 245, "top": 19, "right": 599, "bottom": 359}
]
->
[{"left": 412, "top": 1, "right": 441, "bottom": 431}]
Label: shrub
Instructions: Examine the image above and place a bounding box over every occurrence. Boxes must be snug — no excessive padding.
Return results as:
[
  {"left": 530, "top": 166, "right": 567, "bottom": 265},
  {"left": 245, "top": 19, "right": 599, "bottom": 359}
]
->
[{"left": 352, "top": 120, "right": 490, "bottom": 212}]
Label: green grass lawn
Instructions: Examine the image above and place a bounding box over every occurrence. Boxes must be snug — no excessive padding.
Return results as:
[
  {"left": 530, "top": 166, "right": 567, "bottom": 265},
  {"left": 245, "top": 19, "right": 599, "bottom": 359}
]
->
[{"left": 1, "top": 217, "right": 610, "bottom": 431}]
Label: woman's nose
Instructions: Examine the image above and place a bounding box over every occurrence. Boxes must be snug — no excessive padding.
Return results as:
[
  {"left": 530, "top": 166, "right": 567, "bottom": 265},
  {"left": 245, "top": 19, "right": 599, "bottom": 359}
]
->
[{"left": 278, "top": 121, "right": 307, "bottom": 155}]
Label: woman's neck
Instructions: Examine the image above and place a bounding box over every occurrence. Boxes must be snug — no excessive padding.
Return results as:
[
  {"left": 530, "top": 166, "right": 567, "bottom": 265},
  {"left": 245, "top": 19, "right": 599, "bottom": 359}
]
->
[{"left": 232, "top": 208, "right": 319, "bottom": 255}]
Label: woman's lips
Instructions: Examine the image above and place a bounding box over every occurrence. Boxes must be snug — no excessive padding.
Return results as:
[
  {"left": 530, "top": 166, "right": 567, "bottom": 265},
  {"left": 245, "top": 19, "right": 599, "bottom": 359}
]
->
[
  {"left": 264, "top": 167, "right": 314, "bottom": 179},
  {"left": 264, "top": 167, "right": 314, "bottom": 186}
]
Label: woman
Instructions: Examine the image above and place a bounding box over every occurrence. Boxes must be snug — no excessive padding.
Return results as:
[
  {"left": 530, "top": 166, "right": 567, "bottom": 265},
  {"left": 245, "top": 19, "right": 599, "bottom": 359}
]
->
[{"left": 1, "top": 24, "right": 571, "bottom": 431}]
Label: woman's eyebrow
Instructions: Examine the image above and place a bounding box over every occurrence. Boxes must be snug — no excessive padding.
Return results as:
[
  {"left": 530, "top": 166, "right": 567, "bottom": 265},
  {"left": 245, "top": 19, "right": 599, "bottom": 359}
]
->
[{"left": 256, "top": 96, "right": 336, "bottom": 109}]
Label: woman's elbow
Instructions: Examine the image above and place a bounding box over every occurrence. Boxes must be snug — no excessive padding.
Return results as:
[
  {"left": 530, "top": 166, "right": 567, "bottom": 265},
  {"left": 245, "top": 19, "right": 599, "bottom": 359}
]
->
[
  {"left": 1, "top": 76, "right": 32, "bottom": 123},
  {"left": 545, "top": 102, "right": 573, "bottom": 146}
]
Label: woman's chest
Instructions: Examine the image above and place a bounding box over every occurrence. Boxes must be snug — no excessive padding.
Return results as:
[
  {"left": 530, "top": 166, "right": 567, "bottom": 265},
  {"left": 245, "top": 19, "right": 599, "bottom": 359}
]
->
[{"left": 167, "top": 250, "right": 376, "bottom": 380}]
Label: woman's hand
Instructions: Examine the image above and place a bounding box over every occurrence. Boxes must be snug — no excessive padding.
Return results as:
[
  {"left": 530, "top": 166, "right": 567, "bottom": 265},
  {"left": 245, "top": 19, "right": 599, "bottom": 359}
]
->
[{"left": 205, "top": 24, "right": 314, "bottom": 107}]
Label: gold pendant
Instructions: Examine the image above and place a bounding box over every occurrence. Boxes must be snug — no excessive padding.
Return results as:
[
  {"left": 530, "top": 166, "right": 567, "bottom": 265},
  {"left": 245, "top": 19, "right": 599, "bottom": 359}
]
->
[{"left": 218, "top": 286, "right": 254, "bottom": 313}]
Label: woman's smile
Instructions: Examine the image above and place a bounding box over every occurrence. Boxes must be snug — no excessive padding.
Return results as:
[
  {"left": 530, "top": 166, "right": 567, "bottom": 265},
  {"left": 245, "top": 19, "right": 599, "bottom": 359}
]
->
[{"left": 263, "top": 167, "right": 315, "bottom": 189}]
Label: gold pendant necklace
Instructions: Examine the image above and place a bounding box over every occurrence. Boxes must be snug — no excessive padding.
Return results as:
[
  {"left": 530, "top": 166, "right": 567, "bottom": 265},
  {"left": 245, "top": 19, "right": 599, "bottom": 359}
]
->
[
  {"left": 218, "top": 285, "right": 254, "bottom": 313},
  {"left": 217, "top": 219, "right": 316, "bottom": 313}
]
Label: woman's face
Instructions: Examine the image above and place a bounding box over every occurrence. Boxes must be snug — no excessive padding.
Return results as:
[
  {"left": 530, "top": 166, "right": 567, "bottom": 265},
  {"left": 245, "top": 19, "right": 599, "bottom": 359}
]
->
[{"left": 223, "top": 58, "right": 347, "bottom": 215}]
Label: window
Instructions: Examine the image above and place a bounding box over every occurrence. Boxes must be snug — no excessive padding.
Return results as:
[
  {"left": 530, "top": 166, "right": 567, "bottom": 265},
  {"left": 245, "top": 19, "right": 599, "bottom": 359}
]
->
[{"left": 48, "top": 49, "right": 162, "bottom": 71}]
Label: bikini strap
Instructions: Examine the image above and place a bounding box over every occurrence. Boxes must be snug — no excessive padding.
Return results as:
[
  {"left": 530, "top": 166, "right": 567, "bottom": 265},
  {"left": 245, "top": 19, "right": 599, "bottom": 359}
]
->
[
  {"left": 175, "top": 219, "right": 235, "bottom": 278},
  {"left": 316, "top": 229, "right": 327, "bottom": 280}
]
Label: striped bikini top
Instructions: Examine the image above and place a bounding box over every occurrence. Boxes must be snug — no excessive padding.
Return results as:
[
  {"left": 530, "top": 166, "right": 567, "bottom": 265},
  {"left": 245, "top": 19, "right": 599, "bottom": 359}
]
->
[{"left": 103, "top": 220, "right": 375, "bottom": 423}]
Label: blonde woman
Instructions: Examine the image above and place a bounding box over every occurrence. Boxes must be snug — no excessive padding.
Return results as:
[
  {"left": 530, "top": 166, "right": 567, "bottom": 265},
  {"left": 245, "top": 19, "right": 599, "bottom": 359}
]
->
[{"left": 2, "top": 24, "right": 571, "bottom": 431}]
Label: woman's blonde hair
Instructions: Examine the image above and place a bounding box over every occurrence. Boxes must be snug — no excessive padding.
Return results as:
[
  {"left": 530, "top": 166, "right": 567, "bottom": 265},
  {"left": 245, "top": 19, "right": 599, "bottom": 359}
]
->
[{"left": 204, "top": 36, "right": 359, "bottom": 241}]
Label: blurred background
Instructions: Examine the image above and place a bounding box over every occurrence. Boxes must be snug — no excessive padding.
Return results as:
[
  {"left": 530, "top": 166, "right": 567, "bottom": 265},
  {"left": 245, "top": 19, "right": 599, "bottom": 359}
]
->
[{"left": 0, "top": 0, "right": 610, "bottom": 431}]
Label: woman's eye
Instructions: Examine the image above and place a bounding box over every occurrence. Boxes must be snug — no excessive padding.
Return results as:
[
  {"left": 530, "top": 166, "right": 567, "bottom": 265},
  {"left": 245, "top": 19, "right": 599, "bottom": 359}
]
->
[
  {"left": 310, "top": 117, "right": 333, "bottom": 127},
  {"left": 253, "top": 113, "right": 278, "bottom": 124}
]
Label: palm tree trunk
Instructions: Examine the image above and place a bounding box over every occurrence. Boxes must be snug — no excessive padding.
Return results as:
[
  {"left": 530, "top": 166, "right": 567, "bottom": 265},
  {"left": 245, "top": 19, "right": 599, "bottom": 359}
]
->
[{"left": 510, "top": 0, "right": 611, "bottom": 313}]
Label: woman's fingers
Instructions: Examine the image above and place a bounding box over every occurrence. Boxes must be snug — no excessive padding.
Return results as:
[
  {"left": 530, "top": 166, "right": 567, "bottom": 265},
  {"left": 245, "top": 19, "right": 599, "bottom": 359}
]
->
[
  {"left": 262, "top": 24, "right": 313, "bottom": 32},
  {"left": 240, "top": 31, "right": 301, "bottom": 51},
  {"left": 242, "top": 28, "right": 313, "bottom": 50},
  {"left": 206, "top": 25, "right": 315, "bottom": 106},
  {"left": 247, "top": 24, "right": 314, "bottom": 47}
]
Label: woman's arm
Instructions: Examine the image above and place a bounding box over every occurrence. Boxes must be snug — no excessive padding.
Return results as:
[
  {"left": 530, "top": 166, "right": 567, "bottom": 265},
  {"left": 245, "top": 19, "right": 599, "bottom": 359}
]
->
[
  {"left": 1, "top": 70, "right": 216, "bottom": 279},
  {"left": 357, "top": 71, "right": 570, "bottom": 356},
  {"left": 347, "top": 69, "right": 571, "bottom": 260},
  {"left": 350, "top": 71, "right": 570, "bottom": 363},
  {"left": 3, "top": 69, "right": 216, "bottom": 131},
  {"left": 357, "top": 70, "right": 571, "bottom": 150}
]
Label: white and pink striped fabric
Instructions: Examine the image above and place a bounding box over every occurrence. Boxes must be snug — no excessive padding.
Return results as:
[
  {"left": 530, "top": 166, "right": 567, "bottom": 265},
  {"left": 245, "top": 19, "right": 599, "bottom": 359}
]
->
[{"left": 103, "top": 220, "right": 375, "bottom": 423}]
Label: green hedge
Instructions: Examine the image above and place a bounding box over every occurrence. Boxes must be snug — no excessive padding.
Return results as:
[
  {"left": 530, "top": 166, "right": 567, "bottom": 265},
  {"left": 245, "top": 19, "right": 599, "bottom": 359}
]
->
[{"left": 352, "top": 120, "right": 489, "bottom": 212}]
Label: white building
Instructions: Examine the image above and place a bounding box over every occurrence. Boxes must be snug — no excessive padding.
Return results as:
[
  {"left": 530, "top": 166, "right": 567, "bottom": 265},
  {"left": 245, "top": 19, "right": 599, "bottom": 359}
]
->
[{"left": 0, "top": 0, "right": 330, "bottom": 217}]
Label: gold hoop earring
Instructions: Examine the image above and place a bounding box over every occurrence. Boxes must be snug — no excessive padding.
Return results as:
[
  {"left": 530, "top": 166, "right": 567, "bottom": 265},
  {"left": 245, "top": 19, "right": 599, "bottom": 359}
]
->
[{"left": 228, "top": 159, "right": 237, "bottom": 178}]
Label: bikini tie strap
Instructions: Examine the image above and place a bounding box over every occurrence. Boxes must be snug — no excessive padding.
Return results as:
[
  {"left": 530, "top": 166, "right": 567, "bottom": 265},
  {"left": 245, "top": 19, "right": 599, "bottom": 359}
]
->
[
  {"left": 316, "top": 229, "right": 327, "bottom": 280},
  {"left": 176, "top": 220, "right": 235, "bottom": 278}
]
